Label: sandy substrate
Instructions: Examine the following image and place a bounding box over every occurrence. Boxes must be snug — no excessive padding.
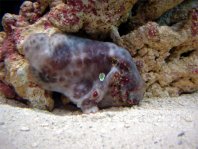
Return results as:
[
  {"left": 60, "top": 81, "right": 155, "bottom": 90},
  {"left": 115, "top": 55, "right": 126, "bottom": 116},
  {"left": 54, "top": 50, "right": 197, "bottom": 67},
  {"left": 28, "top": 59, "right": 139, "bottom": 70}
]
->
[{"left": 0, "top": 93, "right": 198, "bottom": 149}]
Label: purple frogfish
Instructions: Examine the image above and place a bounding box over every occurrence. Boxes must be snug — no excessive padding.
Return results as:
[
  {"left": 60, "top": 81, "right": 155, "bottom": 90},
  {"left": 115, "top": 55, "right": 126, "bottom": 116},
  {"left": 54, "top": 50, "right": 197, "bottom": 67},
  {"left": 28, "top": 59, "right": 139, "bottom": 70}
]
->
[{"left": 24, "top": 33, "right": 145, "bottom": 113}]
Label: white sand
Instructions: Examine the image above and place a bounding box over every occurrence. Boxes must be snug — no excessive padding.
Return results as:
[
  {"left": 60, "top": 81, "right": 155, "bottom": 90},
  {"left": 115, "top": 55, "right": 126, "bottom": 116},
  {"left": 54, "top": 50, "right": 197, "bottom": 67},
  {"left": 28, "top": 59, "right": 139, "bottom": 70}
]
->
[{"left": 0, "top": 93, "right": 198, "bottom": 149}]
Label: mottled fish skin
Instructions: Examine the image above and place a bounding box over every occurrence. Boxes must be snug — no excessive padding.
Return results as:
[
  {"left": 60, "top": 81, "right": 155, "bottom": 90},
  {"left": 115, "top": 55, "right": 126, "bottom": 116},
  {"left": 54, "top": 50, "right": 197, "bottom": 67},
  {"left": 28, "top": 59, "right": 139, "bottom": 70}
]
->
[{"left": 24, "top": 33, "right": 145, "bottom": 113}]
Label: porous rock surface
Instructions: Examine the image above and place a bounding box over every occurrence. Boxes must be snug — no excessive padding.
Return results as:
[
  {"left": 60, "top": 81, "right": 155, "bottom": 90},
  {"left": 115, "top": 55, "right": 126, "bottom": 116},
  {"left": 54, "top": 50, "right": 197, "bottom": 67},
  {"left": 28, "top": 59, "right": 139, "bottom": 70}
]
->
[
  {"left": 112, "top": 9, "right": 198, "bottom": 97},
  {"left": 4, "top": 54, "right": 54, "bottom": 110},
  {"left": 128, "top": 0, "right": 184, "bottom": 29}
]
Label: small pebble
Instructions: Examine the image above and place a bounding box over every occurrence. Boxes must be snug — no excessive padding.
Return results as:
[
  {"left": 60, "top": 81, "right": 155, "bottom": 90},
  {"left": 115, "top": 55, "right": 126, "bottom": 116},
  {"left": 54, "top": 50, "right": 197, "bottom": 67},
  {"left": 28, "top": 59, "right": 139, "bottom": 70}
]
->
[
  {"left": 54, "top": 130, "right": 63, "bottom": 135},
  {"left": 106, "top": 113, "right": 115, "bottom": 117},
  {"left": 177, "top": 131, "right": 185, "bottom": 137},
  {"left": 32, "top": 142, "right": 38, "bottom": 147},
  {"left": 40, "top": 123, "right": 49, "bottom": 127},
  {"left": 124, "top": 125, "right": 130, "bottom": 128},
  {"left": 183, "top": 115, "right": 193, "bottom": 122},
  {"left": 178, "top": 140, "right": 183, "bottom": 145},
  {"left": 20, "top": 126, "right": 30, "bottom": 131},
  {"left": 0, "top": 122, "right": 5, "bottom": 125}
]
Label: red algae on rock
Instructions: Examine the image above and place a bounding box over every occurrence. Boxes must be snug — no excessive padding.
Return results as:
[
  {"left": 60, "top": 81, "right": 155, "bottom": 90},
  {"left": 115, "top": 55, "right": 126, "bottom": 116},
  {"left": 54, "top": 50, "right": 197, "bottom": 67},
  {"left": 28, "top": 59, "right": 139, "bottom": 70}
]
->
[
  {"left": 48, "top": 0, "right": 137, "bottom": 35},
  {"left": 0, "top": 81, "right": 16, "bottom": 99},
  {"left": 112, "top": 10, "right": 198, "bottom": 97}
]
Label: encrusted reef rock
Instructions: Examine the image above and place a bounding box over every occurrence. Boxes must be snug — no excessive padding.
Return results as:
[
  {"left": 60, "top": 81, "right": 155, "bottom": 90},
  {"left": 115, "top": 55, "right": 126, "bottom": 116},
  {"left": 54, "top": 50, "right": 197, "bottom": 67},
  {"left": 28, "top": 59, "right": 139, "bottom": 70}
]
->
[
  {"left": 0, "top": 32, "right": 16, "bottom": 99},
  {"left": 48, "top": 0, "right": 137, "bottom": 35},
  {"left": 0, "top": 25, "right": 55, "bottom": 110},
  {"left": 131, "top": 0, "right": 184, "bottom": 27},
  {"left": 157, "top": 0, "right": 198, "bottom": 26},
  {"left": 4, "top": 54, "right": 54, "bottom": 110},
  {"left": 0, "top": 0, "right": 198, "bottom": 111},
  {"left": 112, "top": 9, "right": 198, "bottom": 97}
]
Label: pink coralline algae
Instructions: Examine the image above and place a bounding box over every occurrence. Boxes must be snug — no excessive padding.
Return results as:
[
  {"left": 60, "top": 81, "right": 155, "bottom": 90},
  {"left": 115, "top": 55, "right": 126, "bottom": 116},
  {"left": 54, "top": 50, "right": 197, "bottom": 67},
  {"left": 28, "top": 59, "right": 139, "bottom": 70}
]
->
[
  {"left": 24, "top": 33, "right": 145, "bottom": 113},
  {"left": 48, "top": 0, "right": 137, "bottom": 35},
  {"left": 191, "top": 9, "right": 198, "bottom": 36}
]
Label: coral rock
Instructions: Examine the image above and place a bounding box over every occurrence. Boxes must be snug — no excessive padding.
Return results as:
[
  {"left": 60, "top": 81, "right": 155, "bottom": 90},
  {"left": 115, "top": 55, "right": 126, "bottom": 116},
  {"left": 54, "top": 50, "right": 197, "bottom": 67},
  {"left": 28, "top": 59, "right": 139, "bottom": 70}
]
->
[
  {"left": 128, "top": 0, "right": 184, "bottom": 29},
  {"left": 48, "top": 0, "right": 137, "bottom": 35},
  {"left": 157, "top": 0, "right": 198, "bottom": 26},
  {"left": 4, "top": 54, "right": 54, "bottom": 110},
  {"left": 113, "top": 10, "right": 198, "bottom": 97}
]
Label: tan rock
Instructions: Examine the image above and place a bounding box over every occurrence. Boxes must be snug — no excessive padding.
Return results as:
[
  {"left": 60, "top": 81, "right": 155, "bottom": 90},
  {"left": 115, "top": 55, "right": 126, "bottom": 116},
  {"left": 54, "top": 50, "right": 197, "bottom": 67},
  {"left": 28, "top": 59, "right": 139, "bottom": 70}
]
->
[
  {"left": 113, "top": 10, "right": 198, "bottom": 97},
  {"left": 157, "top": 0, "right": 198, "bottom": 26},
  {"left": 13, "top": 17, "right": 61, "bottom": 55},
  {"left": 0, "top": 32, "right": 6, "bottom": 44},
  {"left": 48, "top": 0, "right": 137, "bottom": 36},
  {"left": 4, "top": 54, "right": 54, "bottom": 110},
  {"left": 136, "top": 0, "right": 184, "bottom": 21},
  {"left": 128, "top": 0, "right": 184, "bottom": 29}
]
